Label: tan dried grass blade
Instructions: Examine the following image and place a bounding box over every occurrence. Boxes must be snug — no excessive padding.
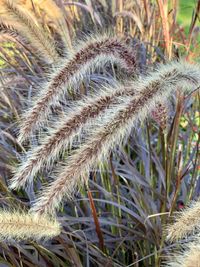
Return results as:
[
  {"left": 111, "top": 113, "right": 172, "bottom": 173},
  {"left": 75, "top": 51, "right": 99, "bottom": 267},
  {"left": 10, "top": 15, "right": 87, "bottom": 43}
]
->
[{"left": 1, "top": 0, "right": 59, "bottom": 63}]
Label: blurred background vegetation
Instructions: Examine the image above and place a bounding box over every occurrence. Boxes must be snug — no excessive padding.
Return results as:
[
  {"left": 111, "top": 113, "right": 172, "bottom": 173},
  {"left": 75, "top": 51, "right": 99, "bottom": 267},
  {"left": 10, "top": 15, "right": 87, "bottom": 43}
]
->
[
  {"left": 178, "top": 0, "right": 198, "bottom": 28},
  {"left": 0, "top": 0, "right": 199, "bottom": 266}
]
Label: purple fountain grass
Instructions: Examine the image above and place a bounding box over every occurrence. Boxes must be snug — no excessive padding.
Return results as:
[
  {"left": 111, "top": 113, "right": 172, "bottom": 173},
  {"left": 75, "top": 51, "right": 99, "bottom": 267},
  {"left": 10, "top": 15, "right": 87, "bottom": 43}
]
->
[
  {"left": 30, "top": 61, "right": 200, "bottom": 215},
  {"left": 17, "top": 34, "right": 136, "bottom": 142},
  {"left": 11, "top": 83, "right": 175, "bottom": 190},
  {"left": 10, "top": 83, "right": 135, "bottom": 190}
]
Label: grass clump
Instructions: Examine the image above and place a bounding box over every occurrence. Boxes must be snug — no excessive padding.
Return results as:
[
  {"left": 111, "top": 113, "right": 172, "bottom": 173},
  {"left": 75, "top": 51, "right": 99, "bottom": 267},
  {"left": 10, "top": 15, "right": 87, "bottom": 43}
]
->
[{"left": 0, "top": 0, "right": 199, "bottom": 266}]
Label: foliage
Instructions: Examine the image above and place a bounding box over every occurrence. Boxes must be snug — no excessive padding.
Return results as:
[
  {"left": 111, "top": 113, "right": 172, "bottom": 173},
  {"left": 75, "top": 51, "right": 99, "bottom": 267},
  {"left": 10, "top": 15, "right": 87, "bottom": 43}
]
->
[{"left": 0, "top": 0, "right": 199, "bottom": 266}]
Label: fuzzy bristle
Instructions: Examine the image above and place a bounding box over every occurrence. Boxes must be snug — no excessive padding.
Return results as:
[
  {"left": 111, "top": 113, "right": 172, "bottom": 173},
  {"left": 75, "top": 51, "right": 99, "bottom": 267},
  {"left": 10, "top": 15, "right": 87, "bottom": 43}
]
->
[
  {"left": 164, "top": 242, "right": 200, "bottom": 267},
  {"left": 167, "top": 200, "right": 200, "bottom": 242},
  {"left": 18, "top": 34, "right": 136, "bottom": 142},
  {"left": 0, "top": 21, "right": 19, "bottom": 39},
  {"left": 0, "top": 210, "right": 61, "bottom": 241},
  {"left": 10, "top": 84, "right": 134, "bottom": 190},
  {"left": 30, "top": 61, "right": 200, "bottom": 215},
  {"left": 151, "top": 102, "right": 169, "bottom": 130}
]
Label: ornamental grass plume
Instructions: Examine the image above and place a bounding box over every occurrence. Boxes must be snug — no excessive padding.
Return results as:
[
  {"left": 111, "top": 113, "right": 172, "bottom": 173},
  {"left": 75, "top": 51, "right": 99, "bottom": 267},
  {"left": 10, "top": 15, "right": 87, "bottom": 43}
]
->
[
  {"left": 17, "top": 34, "right": 136, "bottom": 142},
  {"left": 11, "top": 60, "right": 200, "bottom": 192},
  {"left": 30, "top": 60, "right": 200, "bottom": 215},
  {"left": 10, "top": 84, "right": 134, "bottom": 190},
  {"left": 0, "top": 210, "right": 61, "bottom": 241},
  {"left": 0, "top": 21, "right": 21, "bottom": 40},
  {"left": 1, "top": 0, "right": 59, "bottom": 63},
  {"left": 165, "top": 242, "right": 200, "bottom": 267},
  {"left": 151, "top": 102, "right": 169, "bottom": 130},
  {"left": 0, "top": 20, "right": 36, "bottom": 55},
  {"left": 167, "top": 200, "right": 200, "bottom": 242}
]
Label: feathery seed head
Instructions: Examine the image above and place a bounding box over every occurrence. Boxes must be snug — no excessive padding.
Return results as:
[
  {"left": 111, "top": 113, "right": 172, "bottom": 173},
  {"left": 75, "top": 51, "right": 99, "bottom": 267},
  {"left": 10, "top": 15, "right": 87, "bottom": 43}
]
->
[
  {"left": 151, "top": 102, "right": 169, "bottom": 130},
  {"left": 10, "top": 83, "right": 133, "bottom": 190},
  {"left": 0, "top": 209, "right": 61, "bottom": 241},
  {"left": 1, "top": 0, "right": 59, "bottom": 64},
  {"left": 30, "top": 60, "right": 200, "bottom": 215},
  {"left": 17, "top": 34, "right": 137, "bottom": 143},
  {"left": 167, "top": 200, "right": 200, "bottom": 242},
  {"left": 164, "top": 242, "right": 200, "bottom": 267}
]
